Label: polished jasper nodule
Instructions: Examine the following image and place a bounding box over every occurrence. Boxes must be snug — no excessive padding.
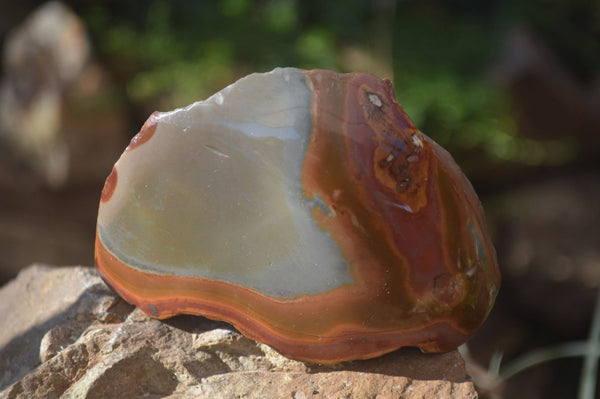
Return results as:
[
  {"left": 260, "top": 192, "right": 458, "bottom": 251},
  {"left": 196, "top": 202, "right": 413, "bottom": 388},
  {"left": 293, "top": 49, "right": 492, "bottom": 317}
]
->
[{"left": 95, "top": 68, "right": 500, "bottom": 363}]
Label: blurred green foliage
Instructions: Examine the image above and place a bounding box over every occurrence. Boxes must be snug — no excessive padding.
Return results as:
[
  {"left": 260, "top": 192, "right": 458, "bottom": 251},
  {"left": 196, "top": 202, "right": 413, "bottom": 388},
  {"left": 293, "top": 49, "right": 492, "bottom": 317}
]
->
[
  {"left": 77, "top": 0, "right": 598, "bottom": 176},
  {"left": 391, "top": 1, "right": 584, "bottom": 173},
  {"left": 83, "top": 0, "right": 351, "bottom": 107}
]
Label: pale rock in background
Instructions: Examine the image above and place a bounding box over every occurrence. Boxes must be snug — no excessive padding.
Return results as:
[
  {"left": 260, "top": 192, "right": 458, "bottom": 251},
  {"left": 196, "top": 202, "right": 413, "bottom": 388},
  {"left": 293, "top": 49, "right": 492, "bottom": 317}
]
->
[{"left": 0, "top": 1, "right": 127, "bottom": 188}]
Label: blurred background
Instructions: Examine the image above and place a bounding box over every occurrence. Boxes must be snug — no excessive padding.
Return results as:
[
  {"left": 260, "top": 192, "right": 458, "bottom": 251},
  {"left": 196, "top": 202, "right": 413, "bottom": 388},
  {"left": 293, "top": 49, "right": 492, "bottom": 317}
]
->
[{"left": 0, "top": 0, "right": 598, "bottom": 397}]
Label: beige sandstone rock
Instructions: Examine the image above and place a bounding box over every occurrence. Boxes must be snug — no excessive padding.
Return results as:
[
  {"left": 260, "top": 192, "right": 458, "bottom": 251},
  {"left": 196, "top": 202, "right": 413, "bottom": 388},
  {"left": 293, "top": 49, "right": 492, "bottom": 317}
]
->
[{"left": 0, "top": 265, "right": 478, "bottom": 398}]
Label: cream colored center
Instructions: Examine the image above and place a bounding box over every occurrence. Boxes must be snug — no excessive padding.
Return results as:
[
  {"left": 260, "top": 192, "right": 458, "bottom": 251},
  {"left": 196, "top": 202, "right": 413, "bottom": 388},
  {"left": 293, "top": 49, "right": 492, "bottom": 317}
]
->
[{"left": 98, "top": 68, "right": 353, "bottom": 298}]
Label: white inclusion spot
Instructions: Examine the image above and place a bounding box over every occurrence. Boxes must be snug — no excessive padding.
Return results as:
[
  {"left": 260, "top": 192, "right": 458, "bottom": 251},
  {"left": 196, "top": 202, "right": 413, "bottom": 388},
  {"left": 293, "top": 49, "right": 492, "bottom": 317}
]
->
[
  {"left": 204, "top": 144, "right": 230, "bottom": 158},
  {"left": 388, "top": 201, "right": 414, "bottom": 214},
  {"left": 222, "top": 121, "right": 300, "bottom": 140},
  {"left": 368, "top": 93, "right": 382, "bottom": 107},
  {"left": 350, "top": 213, "right": 365, "bottom": 233},
  {"left": 411, "top": 133, "right": 424, "bottom": 149},
  {"left": 212, "top": 92, "right": 224, "bottom": 105}
]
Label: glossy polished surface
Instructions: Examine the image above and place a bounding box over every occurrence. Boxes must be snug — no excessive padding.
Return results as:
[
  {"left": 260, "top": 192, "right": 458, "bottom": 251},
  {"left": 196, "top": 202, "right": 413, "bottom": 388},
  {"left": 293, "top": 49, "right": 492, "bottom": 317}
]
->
[{"left": 95, "top": 68, "right": 500, "bottom": 363}]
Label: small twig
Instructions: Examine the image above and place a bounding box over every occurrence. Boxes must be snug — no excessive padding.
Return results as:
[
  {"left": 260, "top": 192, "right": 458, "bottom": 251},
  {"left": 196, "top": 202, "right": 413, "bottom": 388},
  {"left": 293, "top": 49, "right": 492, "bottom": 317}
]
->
[
  {"left": 579, "top": 288, "right": 600, "bottom": 399},
  {"left": 497, "top": 288, "right": 600, "bottom": 399},
  {"left": 488, "top": 351, "right": 503, "bottom": 377},
  {"left": 500, "top": 341, "right": 589, "bottom": 380}
]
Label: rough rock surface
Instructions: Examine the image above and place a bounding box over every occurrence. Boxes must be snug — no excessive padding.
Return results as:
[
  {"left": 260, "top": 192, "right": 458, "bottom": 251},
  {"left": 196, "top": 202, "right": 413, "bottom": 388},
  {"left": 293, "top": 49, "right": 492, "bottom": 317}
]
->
[{"left": 0, "top": 265, "right": 478, "bottom": 398}]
